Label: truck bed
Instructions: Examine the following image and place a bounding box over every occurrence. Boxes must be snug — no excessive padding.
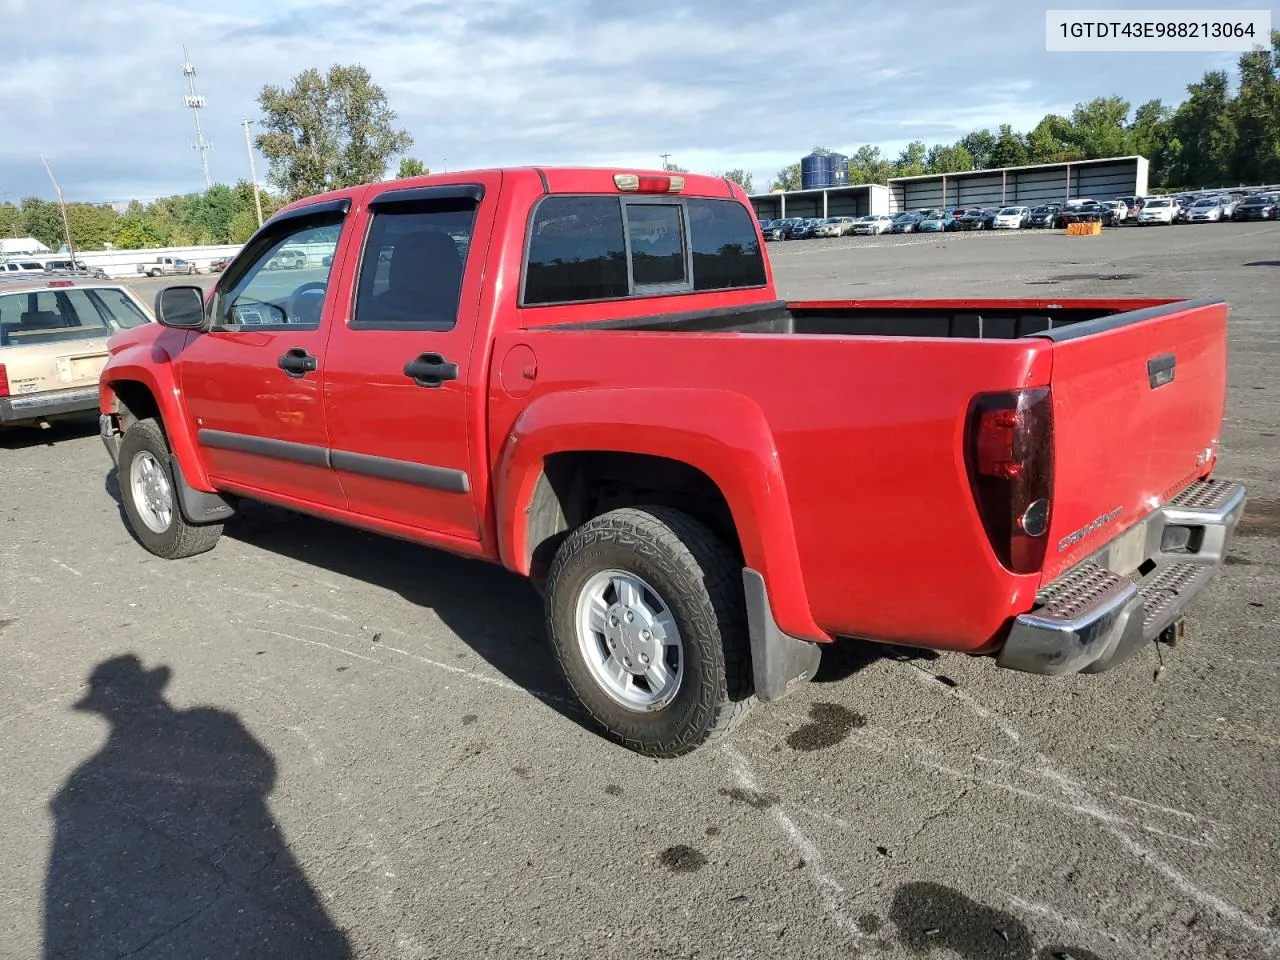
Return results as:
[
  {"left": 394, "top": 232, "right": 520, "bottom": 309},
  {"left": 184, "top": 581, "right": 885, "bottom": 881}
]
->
[{"left": 543, "top": 296, "right": 1200, "bottom": 341}]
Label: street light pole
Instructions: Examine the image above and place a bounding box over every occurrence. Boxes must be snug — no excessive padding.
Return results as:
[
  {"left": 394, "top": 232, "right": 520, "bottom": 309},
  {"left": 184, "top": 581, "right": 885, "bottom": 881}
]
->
[
  {"left": 39, "top": 154, "right": 76, "bottom": 261},
  {"left": 242, "top": 119, "right": 264, "bottom": 227}
]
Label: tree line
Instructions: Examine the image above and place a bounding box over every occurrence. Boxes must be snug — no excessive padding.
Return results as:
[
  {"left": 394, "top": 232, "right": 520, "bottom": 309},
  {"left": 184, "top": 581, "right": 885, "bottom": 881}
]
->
[{"left": 768, "top": 31, "right": 1279, "bottom": 193}]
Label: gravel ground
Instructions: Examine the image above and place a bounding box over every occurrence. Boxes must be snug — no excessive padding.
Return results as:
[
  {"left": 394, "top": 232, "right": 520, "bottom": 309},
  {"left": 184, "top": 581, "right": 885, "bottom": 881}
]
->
[{"left": 2, "top": 222, "right": 1277, "bottom": 960}]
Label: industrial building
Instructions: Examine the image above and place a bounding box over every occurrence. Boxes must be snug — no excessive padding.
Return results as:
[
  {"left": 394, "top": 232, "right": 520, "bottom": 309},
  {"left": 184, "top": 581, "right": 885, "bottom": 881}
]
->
[
  {"left": 748, "top": 183, "right": 890, "bottom": 221},
  {"left": 748, "top": 154, "right": 1150, "bottom": 222},
  {"left": 887, "top": 156, "right": 1149, "bottom": 213}
]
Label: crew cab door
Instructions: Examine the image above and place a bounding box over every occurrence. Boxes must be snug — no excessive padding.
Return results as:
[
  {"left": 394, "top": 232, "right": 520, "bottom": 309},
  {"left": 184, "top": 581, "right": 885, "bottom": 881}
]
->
[
  {"left": 321, "top": 178, "right": 501, "bottom": 542},
  {"left": 176, "top": 198, "right": 359, "bottom": 510}
]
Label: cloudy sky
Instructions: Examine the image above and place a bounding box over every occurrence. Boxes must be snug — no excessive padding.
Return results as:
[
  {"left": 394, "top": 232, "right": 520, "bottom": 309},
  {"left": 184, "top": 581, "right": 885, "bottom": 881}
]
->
[{"left": 0, "top": 0, "right": 1258, "bottom": 204}]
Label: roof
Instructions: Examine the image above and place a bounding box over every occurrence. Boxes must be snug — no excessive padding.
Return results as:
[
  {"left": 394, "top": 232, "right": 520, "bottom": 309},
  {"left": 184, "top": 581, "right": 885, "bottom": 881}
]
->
[
  {"left": 887, "top": 155, "right": 1148, "bottom": 184},
  {"left": 269, "top": 166, "right": 750, "bottom": 221},
  {"left": 0, "top": 275, "right": 129, "bottom": 294}
]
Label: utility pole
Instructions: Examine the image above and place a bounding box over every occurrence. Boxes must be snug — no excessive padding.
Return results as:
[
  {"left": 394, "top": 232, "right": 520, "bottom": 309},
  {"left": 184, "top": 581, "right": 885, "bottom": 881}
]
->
[
  {"left": 241, "top": 119, "right": 264, "bottom": 227},
  {"left": 40, "top": 154, "right": 76, "bottom": 261},
  {"left": 660, "top": 153, "right": 672, "bottom": 171}
]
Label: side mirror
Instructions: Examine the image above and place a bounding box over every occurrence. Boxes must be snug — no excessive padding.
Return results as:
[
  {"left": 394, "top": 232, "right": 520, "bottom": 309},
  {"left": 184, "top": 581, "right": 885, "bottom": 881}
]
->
[{"left": 154, "top": 285, "right": 207, "bottom": 330}]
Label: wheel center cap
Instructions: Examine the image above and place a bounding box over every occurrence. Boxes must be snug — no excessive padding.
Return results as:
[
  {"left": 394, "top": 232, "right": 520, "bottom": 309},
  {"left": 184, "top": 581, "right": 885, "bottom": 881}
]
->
[{"left": 607, "top": 603, "right": 659, "bottom": 674}]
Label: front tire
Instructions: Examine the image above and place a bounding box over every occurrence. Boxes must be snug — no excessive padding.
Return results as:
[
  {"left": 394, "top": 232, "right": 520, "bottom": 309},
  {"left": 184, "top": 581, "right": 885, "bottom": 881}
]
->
[
  {"left": 544, "top": 506, "right": 754, "bottom": 757},
  {"left": 118, "top": 418, "right": 223, "bottom": 560}
]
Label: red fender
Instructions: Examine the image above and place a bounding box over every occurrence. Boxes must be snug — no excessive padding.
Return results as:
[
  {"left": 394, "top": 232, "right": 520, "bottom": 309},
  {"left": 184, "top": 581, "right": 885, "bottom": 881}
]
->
[
  {"left": 494, "top": 387, "right": 830, "bottom": 643},
  {"left": 100, "top": 337, "right": 213, "bottom": 492}
]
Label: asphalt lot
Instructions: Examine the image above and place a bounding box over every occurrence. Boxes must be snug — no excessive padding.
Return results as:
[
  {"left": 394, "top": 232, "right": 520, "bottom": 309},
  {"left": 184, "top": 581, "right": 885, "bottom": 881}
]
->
[{"left": 3, "top": 223, "right": 1278, "bottom": 960}]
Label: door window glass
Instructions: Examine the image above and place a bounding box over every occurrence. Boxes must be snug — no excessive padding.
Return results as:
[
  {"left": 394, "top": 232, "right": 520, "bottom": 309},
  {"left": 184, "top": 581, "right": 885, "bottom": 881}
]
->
[{"left": 212, "top": 217, "right": 343, "bottom": 330}]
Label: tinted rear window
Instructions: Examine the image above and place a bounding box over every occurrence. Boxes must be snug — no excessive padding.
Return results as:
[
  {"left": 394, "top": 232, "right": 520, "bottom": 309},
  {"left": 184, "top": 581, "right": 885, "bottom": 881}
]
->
[{"left": 523, "top": 195, "right": 766, "bottom": 306}]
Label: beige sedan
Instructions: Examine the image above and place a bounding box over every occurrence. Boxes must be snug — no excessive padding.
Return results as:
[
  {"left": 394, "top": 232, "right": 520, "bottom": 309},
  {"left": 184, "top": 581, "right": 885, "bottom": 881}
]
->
[{"left": 0, "top": 276, "right": 155, "bottom": 430}]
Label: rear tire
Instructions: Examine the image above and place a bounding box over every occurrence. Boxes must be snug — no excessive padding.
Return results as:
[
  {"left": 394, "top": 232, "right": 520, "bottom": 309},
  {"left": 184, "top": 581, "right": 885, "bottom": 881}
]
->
[
  {"left": 544, "top": 506, "right": 755, "bottom": 757},
  {"left": 117, "top": 418, "right": 223, "bottom": 560}
]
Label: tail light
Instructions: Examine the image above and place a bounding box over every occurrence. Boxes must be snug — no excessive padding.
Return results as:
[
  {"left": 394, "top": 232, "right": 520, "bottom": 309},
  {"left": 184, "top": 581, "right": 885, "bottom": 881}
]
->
[
  {"left": 0, "top": 364, "right": 8, "bottom": 398},
  {"left": 963, "top": 386, "right": 1054, "bottom": 574}
]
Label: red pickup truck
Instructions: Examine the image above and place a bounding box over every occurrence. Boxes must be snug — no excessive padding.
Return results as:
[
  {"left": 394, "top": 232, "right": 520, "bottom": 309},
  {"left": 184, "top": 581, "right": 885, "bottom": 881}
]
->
[{"left": 97, "top": 167, "right": 1246, "bottom": 757}]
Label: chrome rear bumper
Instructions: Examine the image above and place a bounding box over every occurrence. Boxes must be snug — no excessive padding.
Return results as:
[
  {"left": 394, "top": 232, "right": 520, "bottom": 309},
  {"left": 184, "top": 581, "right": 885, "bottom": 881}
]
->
[{"left": 997, "top": 478, "right": 1247, "bottom": 676}]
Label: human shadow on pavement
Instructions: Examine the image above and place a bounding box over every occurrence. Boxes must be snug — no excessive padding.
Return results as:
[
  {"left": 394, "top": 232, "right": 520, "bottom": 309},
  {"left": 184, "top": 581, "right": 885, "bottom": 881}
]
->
[{"left": 44, "top": 654, "right": 351, "bottom": 960}]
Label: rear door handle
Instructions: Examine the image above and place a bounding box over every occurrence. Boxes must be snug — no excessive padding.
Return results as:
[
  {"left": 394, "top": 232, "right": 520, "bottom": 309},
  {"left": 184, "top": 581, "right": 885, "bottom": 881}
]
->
[
  {"left": 404, "top": 352, "right": 458, "bottom": 388},
  {"left": 278, "top": 347, "right": 317, "bottom": 378}
]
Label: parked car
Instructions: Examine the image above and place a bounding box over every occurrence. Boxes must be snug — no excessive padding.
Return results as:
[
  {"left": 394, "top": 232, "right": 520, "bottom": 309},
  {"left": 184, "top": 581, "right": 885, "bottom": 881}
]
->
[
  {"left": 1232, "top": 193, "right": 1279, "bottom": 221},
  {"left": 955, "top": 208, "right": 993, "bottom": 231},
  {"left": 763, "top": 218, "right": 800, "bottom": 241},
  {"left": 1, "top": 276, "right": 155, "bottom": 430},
  {"left": 1114, "top": 195, "right": 1145, "bottom": 216},
  {"left": 888, "top": 213, "right": 923, "bottom": 234},
  {"left": 96, "top": 165, "right": 1245, "bottom": 757},
  {"left": 783, "top": 218, "right": 823, "bottom": 240},
  {"left": 1136, "top": 196, "right": 1178, "bottom": 225},
  {"left": 1027, "top": 205, "right": 1063, "bottom": 229},
  {"left": 992, "top": 206, "right": 1031, "bottom": 229},
  {"left": 851, "top": 215, "right": 893, "bottom": 235},
  {"left": 1187, "top": 197, "right": 1227, "bottom": 223},
  {"left": 1101, "top": 200, "right": 1130, "bottom": 222},
  {"left": 136, "top": 256, "right": 196, "bottom": 278},
  {"left": 813, "top": 216, "right": 858, "bottom": 238},
  {"left": 1059, "top": 203, "right": 1117, "bottom": 227},
  {"left": 916, "top": 211, "right": 956, "bottom": 233}
]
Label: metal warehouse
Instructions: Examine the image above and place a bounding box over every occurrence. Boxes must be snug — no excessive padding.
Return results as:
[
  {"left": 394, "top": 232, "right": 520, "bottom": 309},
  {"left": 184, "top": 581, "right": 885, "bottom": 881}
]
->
[
  {"left": 747, "top": 183, "right": 890, "bottom": 221},
  {"left": 887, "top": 156, "right": 1150, "bottom": 213}
]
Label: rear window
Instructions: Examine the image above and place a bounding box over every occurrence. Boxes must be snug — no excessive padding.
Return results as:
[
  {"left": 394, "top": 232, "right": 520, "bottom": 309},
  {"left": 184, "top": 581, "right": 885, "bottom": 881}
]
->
[
  {"left": 0, "top": 286, "right": 149, "bottom": 347},
  {"left": 522, "top": 195, "right": 766, "bottom": 306}
]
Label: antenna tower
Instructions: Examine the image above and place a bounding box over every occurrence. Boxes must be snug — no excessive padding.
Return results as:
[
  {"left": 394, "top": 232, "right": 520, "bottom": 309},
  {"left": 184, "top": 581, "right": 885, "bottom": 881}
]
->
[{"left": 181, "top": 45, "right": 213, "bottom": 188}]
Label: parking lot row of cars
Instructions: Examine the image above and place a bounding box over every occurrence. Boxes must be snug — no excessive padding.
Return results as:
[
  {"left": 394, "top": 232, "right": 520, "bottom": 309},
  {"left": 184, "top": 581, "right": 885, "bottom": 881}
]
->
[{"left": 760, "top": 186, "right": 1280, "bottom": 240}]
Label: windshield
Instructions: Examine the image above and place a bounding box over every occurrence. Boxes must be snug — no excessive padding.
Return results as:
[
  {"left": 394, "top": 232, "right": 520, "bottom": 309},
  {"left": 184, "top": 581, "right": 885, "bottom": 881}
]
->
[
  {"left": 1192, "top": 198, "right": 1217, "bottom": 207},
  {"left": 1146, "top": 199, "right": 1171, "bottom": 207},
  {"left": 998, "top": 208, "right": 1019, "bottom": 215},
  {"left": 0, "top": 286, "right": 150, "bottom": 348}
]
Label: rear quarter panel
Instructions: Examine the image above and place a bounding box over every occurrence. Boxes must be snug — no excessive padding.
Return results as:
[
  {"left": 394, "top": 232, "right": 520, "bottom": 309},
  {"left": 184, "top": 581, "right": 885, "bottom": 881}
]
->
[{"left": 489, "top": 328, "right": 1053, "bottom": 651}]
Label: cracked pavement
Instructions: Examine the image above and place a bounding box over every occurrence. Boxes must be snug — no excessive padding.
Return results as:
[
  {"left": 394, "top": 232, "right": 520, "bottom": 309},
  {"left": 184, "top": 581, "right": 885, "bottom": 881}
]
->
[{"left": 2, "top": 225, "right": 1278, "bottom": 959}]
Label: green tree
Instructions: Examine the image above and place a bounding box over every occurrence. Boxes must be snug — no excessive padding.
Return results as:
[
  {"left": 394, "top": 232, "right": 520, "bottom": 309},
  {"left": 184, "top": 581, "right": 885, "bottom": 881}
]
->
[
  {"left": 1228, "top": 30, "right": 1280, "bottom": 184},
  {"left": 397, "top": 156, "right": 429, "bottom": 178},
  {"left": 20, "top": 198, "right": 64, "bottom": 249},
  {"left": 925, "top": 142, "right": 974, "bottom": 174},
  {"left": 894, "top": 141, "right": 928, "bottom": 177},
  {"left": 0, "top": 202, "right": 22, "bottom": 238},
  {"left": 722, "top": 168, "right": 754, "bottom": 193},
  {"left": 989, "top": 124, "right": 1030, "bottom": 168},
  {"left": 64, "top": 203, "right": 118, "bottom": 249},
  {"left": 1063, "top": 96, "right": 1132, "bottom": 158},
  {"left": 1025, "top": 115, "right": 1078, "bottom": 163},
  {"left": 183, "top": 184, "right": 238, "bottom": 244},
  {"left": 847, "top": 145, "right": 895, "bottom": 184},
  {"left": 112, "top": 213, "right": 165, "bottom": 249},
  {"left": 1170, "top": 71, "right": 1236, "bottom": 186},
  {"left": 961, "top": 129, "right": 998, "bottom": 169},
  {"left": 1129, "top": 99, "right": 1177, "bottom": 185},
  {"left": 771, "top": 163, "right": 801, "bottom": 191},
  {"left": 255, "top": 63, "right": 414, "bottom": 199},
  {"left": 228, "top": 208, "right": 262, "bottom": 243}
]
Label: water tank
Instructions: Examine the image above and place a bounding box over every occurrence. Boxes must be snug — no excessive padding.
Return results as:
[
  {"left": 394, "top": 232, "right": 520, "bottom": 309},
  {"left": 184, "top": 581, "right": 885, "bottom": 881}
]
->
[
  {"left": 828, "top": 153, "right": 850, "bottom": 187},
  {"left": 801, "top": 152, "right": 833, "bottom": 190}
]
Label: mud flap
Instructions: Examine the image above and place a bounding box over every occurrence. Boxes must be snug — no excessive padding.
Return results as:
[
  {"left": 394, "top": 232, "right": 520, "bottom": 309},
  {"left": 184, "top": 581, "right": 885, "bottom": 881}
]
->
[
  {"left": 742, "top": 568, "right": 822, "bottom": 701},
  {"left": 169, "top": 454, "right": 236, "bottom": 525}
]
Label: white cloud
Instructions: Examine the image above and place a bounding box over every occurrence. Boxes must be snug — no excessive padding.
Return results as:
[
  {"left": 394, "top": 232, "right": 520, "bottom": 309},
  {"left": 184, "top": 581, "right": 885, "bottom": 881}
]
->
[{"left": 0, "top": 0, "right": 1235, "bottom": 202}]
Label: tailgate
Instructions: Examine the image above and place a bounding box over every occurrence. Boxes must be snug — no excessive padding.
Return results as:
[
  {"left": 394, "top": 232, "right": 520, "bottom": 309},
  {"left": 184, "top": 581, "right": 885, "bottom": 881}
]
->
[{"left": 1041, "top": 299, "right": 1228, "bottom": 583}]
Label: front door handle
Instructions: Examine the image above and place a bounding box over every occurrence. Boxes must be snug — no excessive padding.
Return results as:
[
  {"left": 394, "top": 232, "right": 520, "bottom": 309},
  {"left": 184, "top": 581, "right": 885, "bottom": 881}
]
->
[
  {"left": 404, "top": 352, "right": 458, "bottom": 388},
  {"left": 278, "top": 347, "right": 317, "bottom": 378}
]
